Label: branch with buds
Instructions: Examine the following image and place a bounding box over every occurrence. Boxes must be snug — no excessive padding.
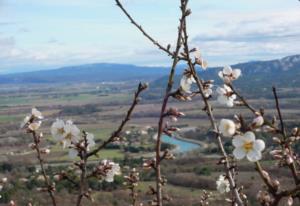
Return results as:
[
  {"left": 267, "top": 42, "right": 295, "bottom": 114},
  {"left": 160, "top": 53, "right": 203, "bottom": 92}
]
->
[{"left": 21, "top": 108, "right": 57, "bottom": 206}]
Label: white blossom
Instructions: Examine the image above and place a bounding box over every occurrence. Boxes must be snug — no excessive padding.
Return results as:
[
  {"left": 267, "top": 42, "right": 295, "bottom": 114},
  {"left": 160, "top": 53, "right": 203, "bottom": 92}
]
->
[
  {"left": 216, "top": 85, "right": 236, "bottom": 107},
  {"left": 68, "top": 148, "right": 78, "bottom": 159},
  {"left": 28, "top": 121, "right": 42, "bottom": 131},
  {"left": 219, "top": 119, "right": 236, "bottom": 137},
  {"left": 86, "top": 133, "right": 96, "bottom": 151},
  {"left": 31, "top": 108, "right": 43, "bottom": 119},
  {"left": 51, "top": 119, "right": 66, "bottom": 142},
  {"left": 216, "top": 175, "right": 230, "bottom": 193},
  {"left": 232, "top": 131, "right": 265, "bottom": 162},
  {"left": 20, "top": 116, "right": 31, "bottom": 128},
  {"left": 102, "top": 160, "right": 121, "bottom": 182},
  {"left": 180, "top": 75, "right": 196, "bottom": 93},
  {"left": 194, "top": 48, "right": 208, "bottom": 70},
  {"left": 203, "top": 82, "right": 213, "bottom": 98},
  {"left": 218, "top": 66, "right": 241, "bottom": 83},
  {"left": 61, "top": 121, "right": 80, "bottom": 148}
]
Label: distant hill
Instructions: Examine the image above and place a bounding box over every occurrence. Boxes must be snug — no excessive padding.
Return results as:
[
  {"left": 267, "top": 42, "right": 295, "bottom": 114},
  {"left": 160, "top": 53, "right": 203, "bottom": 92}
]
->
[
  {"left": 0, "top": 63, "right": 180, "bottom": 84},
  {"left": 0, "top": 55, "right": 299, "bottom": 90},
  {"left": 149, "top": 55, "right": 300, "bottom": 99}
]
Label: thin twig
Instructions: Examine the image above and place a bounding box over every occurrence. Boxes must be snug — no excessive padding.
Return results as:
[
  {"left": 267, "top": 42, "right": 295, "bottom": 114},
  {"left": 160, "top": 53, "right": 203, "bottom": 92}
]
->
[
  {"left": 76, "top": 132, "right": 88, "bottom": 206},
  {"left": 272, "top": 87, "right": 299, "bottom": 185},
  {"left": 115, "top": 0, "right": 185, "bottom": 61},
  {"left": 229, "top": 84, "right": 257, "bottom": 114},
  {"left": 153, "top": 1, "right": 188, "bottom": 204},
  {"left": 272, "top": 87, "right": 286, "bottom": 137},
  {"left": 32, "top": 131, "right": 57, "bottom": 206},
  {"left": 86, "top": 83, "right": 147, "bottom": 158}
]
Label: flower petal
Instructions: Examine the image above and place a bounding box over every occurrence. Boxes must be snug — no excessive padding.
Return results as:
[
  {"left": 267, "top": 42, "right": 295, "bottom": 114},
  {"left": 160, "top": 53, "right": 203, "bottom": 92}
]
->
[
  {"left": 233, "top": 147, "right": 246, "bottom": 160},
  {"left": 253, "top": 139, "right": 265, "bottom": 152},
  {"left": 247, "top": 150, "right": 262, "bottom": 162},
  {"left": 232, "top": 136, "right": 244, "bottom": 147},
  {"left": 216, "top": 87, "right": 225, "bottom": 95},
  {"left": 223, "top": 66, "right": 232, "bottom": 75},
  {"left": 232, "top": 69, "right": 241, "bottom": 79},
  {"left": 226, "top": 99, "right": 234, "bottom": 107},
  {"left": 218, "top": 71, "right": 224, "bottom": 79},
  {"left": 243, "top": 131, "right": 255, "bottom": 142}
]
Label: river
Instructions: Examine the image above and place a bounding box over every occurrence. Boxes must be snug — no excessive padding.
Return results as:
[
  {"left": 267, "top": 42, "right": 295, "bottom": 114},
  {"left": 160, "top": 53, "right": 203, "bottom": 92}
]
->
[{"left": 162, "top": 135, "right": 200, "bottom": 153}]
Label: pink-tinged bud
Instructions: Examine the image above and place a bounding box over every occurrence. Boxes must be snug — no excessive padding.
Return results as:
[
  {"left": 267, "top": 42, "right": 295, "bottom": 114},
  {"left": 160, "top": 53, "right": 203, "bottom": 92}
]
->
[
  {"left": 1, "top": 177, "right": 7, "bottom": 184},
  {"left": 273, "top": 155, "right": 283, "bottom": 160},
  {"left": 270, "top": 150, "right": 282, "bottom": 156},
  {"left": 19, "top": 178, "right": 29, "bottom": 183},
  {"left": 262, "top": 125, "right": 275, "bottom": 133},
  {"left": 287, "top": 196, "right": 293, "bottom": 206},
  {"left": 53, "top": 174, "right": 62, "bottom": 181},
  {"left": 261, "top": 170, "right": 270, "bottom": 180},
  {"left": 289, "top": 136, "right": 296, "bottom": 142},
  {"left": 28, "top": 143, "right": 36, "bottom": 150},
  {"left": 292, "top": 127, "right": 298, "bottom": 136},
  {"left": 170, "top": 116, "right": 178, "bottom": 122},
  {"left": 272, "top": 179, "right": 280, "bottom": 190},
  {"left": 272, "top": 137, "right": 281, "bottom": 144},
  {"left": 286, "top": 155, "right": 294, "bottom": 165},
  {"left": 9, "top": 200, "right": 16, "bottom": 206},
  {"left": 178, "top": 112, "right": 185, "bottom": 116},
  {"left": 252, "top": 115, "right": 264, "bottom": 128},
  {"left": 41, "top": 148, "right": 50, "bottom": 154}
]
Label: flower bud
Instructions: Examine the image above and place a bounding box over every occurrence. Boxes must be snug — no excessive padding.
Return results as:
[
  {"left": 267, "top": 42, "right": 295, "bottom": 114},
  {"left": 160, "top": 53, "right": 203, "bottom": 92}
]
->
[
  {"left": 41, "top": 148, "right": 51, "bottom": 154},
  {"left": 28, "top": 143, "right": 36, "bottom": 150},
  {"left": 287, "top": 196, "right": 293, "bottom": 206},
  {"left": 272, "top": 137, "right": 281, "bottom": 144},
  {"left": 272, "top": 179, "right": 280, "bottom": 191},
  {"left": 286, "top": 155, "right": 294, "bottom": 165},
  {"left": 261, "top": 170, "right": 270, "bottom": 180}
]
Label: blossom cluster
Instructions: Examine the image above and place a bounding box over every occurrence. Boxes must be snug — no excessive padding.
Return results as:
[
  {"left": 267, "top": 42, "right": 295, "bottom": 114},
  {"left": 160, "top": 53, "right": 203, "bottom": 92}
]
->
[{"left": 51, "top": 119, "right": 95, "bottom": 158}]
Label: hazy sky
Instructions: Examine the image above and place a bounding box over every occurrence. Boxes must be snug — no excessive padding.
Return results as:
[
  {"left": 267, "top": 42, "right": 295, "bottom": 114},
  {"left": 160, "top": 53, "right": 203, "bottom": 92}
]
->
[{"left": 0, "top": 0, "right": 299, "bottom": 73}]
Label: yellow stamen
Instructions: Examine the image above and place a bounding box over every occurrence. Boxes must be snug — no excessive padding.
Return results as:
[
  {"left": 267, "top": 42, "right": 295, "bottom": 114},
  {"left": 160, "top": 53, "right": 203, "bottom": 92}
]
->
[{"left": 243, "top": 141, "right": 253, "bottom": 152}]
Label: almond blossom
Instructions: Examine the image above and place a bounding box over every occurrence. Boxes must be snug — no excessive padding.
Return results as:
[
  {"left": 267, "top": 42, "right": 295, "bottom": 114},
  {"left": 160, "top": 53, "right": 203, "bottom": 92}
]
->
[
  {"left": 86, "top": 133, "right": 96, "bottom": 151},
  {"left": 216, "top": 85, "right": 236, "bottom": 107},
  {"left": 180, "top": 75, "right": 196, "bottom": 93},
  {"left": 203, "top": 80, "right": 214, "bottom": 98},
  {"left": 32, "top": 108, "right": 43, "bottom": 119},
  {"left": 51, "top": 119, "right": 65, "bottom": 142},
  {"left": 62, "top": 121, "right": 80, "bottom": 148},
  {"left": 194, "top": 48, "right": 208, "bottom": 70},
  {"left": 216, "top": 175, "right": 230, "bottom": 194},
  {"left": 21, "top": 108, "right": 43, "bottom": 128},
  {"left": 101, "top": 160, "right": 121, "bottom": 182},
  {"left": 232, "top": 131, "right": 265, "bottom": 162},
  {"left": 218, "top": 66, "right": 241, "bottom": 83},
  {"left": 28, "top": 121, "right": 42, "bottom": 131},
  {"left": 68, "top": 148, "right": 78, "bottom": 159},
  {"left": 219, "top": 119, "right": 236, "bottom": 137}
]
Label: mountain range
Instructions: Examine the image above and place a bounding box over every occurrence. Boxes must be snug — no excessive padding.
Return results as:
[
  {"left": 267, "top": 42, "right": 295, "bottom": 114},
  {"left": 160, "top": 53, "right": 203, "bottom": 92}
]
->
[{"left": 0, "top": 55, "right": 299, "bottom": 89}]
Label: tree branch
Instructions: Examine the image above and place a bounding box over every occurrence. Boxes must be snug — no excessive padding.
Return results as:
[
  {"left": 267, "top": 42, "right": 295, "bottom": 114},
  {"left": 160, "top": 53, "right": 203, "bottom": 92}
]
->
[
  {"left": 86, "top": 82, "right": 147, "bottom": 158},
  {"left": 181, "top": 16, "right": 244, "bottom": 206}
]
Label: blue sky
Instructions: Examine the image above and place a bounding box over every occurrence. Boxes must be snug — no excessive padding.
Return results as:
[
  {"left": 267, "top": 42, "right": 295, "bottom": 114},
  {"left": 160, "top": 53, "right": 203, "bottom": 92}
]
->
[{"left": 0, "top": 0, "right": 299, "bottom": 73}]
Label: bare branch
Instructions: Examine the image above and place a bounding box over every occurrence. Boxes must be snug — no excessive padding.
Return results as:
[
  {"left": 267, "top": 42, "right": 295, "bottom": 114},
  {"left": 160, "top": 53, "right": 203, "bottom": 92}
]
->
[
  {"left": 115, "top": 0, "right": 184, "bottom": 60},
  {"left": 32, "top": 131, "right": 57, "bottom": 206},
  {"left": 86, "top": 82, "right": 147, "bottom": 158},
  {"left": 180, "top": 14, "right": 245, "bottom": 206}
]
